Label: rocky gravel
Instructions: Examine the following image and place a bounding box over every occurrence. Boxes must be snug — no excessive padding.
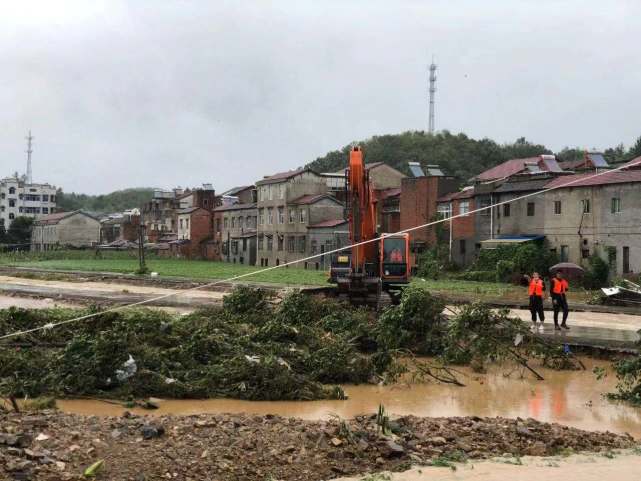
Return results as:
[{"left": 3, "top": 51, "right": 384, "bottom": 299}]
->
[{"left": 0, "top": 410, "right": 637, "bottom": 480}]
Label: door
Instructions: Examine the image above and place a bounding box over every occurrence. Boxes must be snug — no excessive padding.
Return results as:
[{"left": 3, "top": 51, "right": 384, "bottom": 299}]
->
[{"left": 623, "top": 246, "right": 630, "bottom": 274}]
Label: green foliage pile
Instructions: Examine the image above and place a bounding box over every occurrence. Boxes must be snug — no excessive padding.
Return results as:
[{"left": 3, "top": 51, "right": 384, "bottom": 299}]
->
[
  {"left": 608, "top": 333, "right": 641, "bottom": 406},
  {"left": 377, "top": 285, "right": 446, "bottom": 356},
  {"left": 56, "top": 188, "right": 154, "bottom": 214},
  {"left": 0, "top": 287, "right": 389, "bottom": 401},
  {"left": 473, "top": 243, "right": 558, "bottom": 282}
]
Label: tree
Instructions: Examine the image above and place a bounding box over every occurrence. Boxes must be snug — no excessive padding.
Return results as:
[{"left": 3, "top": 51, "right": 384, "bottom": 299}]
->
[
  {"left": 7, "top": 216, "right": 35, "bottom": 245},
  {"left": 628, "top": 135, "right": 641, "bottom": 159}
]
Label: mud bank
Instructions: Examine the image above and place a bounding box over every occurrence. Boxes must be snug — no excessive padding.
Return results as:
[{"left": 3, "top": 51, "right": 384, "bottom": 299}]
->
[{"left": 0, "top": 411, "right": 637, "bottom": 481}]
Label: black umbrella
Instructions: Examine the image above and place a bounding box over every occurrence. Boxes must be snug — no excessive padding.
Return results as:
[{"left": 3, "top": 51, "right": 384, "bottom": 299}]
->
[{"left": 549, "top": 262, "right": 585, "bottom": 279}]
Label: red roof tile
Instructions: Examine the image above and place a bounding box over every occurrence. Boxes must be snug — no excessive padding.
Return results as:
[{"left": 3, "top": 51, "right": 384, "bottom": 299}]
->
[
  {"left": 256, "top": 168, "right": 317, "bottom": 185},
  {"left": 474, "top": 155, "right": 561, "bottom": 181},
  {"left": 544, "top": 168, "right": 641, "bottom": 189}
]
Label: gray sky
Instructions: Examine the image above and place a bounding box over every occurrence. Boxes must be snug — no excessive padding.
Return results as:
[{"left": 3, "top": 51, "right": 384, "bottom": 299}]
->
[{"left": 1, "top": 0, "right": 640, "bottom": 194}]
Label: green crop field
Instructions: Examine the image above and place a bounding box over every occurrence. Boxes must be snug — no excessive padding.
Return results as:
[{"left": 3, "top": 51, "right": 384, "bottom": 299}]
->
[{"left": 0, "top": 251, "right": 328, "bottom": 286}]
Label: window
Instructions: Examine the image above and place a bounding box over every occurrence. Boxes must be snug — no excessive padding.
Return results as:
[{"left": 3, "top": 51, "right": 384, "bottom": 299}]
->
[
  {"left": 279, "top": 184, "right": 285, "bottom": 199},
  {"left": 238, "top": 216, "right": 244, "bottom": 228},
  {"left": 287, "top": 236, "right": 295, "bottom": 252},
  {"left": 311, "top": 239, "right": 317, "bottom": 254},
  {"left": 289, "top": 208, "right": 296, "bottom": 223},
  {"left": 267, "top": 235, "right": 273, "bottom": 251},
  {"left": 185, "top": 219, "right": 189, "bottom": 230},
  {"left": 478, "top": 197, "right": 491, "bottom": 216},
  {"left": 526, "top": 202, "right": 535, "bottom": 217},
  {"left": 502, "top": 203, "right": 510, "bottom": 217},
  {"left": 582, "top": 248, "right": 590, "bottom": 259},
  {"left": 267, "top": 208, "right": 273, "bottom": 225},
  {"left": 299, "top": 208, "right": 306, "bottom": 223},
  {"left": 258, "top": 235, "right": 264, "bottom": 251},
  {"left": 269, "top": 185, "right": 274, "bottom": 200},
  {"left": 298, "top": 236, "right": 306, "bottom": 253},
  {"left": 560, "top": 245, "right": 569, "bottom": 262},
  {"left": 25, "top": 194, "right": 40, "bottom": 202},
  {"left": 242, "top": 238, "right": 247, "bottom": 251},
  {"left": 42, "top": 194, "right": 49, "bottom": 202},
  {"left": 203, "top": 199, "right": 208, "bottom": 207},
  {"left": 8, "top": 187, "right": 15, "bottom": 194},
  {"left": 231, "top": 240, "right": 239, "bottom": 255},
  {"left": 554, "top": 201, "right": 562, "bottom": 215},
  {"left": 278, "top": 207, "right": 284, "bottom": 224},
  {"left": 437, "top": 204, "right": 451, "bottom": 219},
  {"left": 581, "top": 199, "right": 591, "bottom": 214},
  {"left": 180, "top": 219, "right": 184, "bottom": 229},
  {"left": 277, "top": 235, "right": 284, "bottom": 251},
  {"left": 459, "top": 239, "right": 466, "bottom": 255},
  {"left": 607, "top": 246, "right": 617, "bottom": 270},
  {"left": 215, "top": 219, "right": 221, "bottom": 233},
  {"left": 231, "top": 217, "right": 235, "bottom": 228},
  {"left": 9, "top": 199, "right": 15, "bottom": 207},
  {"left": 223, "top": 217, "right": 229, "bottom": 229},
  {"left": 9, "top": 213, "right": 14, "bottom": 220},
  {"left": 258, "top": 208, "right": 264, "bottom": 225},
  {"left": 623, "top": 246, "right": 630, "bottom": 274},
  {"left": 459, "top": 200, "right": 470, "bottom": 216},
  {"left": 611, "top": 197, "right": 621, "bottom": 214}
]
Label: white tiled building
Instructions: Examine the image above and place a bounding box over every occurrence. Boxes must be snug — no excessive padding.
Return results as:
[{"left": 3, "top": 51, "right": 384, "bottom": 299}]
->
[{"left": 0, "top": 176, "right": 57, "bottom": 230}]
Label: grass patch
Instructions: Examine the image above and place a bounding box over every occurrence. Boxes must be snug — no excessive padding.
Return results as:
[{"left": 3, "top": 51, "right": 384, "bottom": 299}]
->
[{"left": 1, "top": 256, "right": 328, "bottom": 286}]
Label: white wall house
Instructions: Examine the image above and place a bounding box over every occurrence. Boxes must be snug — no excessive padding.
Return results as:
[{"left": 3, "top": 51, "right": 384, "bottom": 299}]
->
[{"left": 0, "top": 176, "right": 57, "bottom": 231}]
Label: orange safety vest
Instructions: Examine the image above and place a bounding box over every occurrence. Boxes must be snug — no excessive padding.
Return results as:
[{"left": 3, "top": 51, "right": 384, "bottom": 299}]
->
[
  {"left": 528, "top": 279, "right": 544, "bottom": 296},
  {"left": 552, "top": 278, "right": 569, "bottom": 295}
]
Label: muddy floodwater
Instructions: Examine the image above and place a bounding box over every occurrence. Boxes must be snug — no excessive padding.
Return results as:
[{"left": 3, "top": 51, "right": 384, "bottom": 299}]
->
[{"left": 58, "top": 358, "right": 641, "bottom": 439}]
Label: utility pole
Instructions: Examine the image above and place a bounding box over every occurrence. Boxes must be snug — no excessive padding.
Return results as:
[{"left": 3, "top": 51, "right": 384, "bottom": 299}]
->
[
  {"left": 138, "top": 218, "right": 147, "bottom": 274},
  {"left": 428, "top": 57, "right": 437, "bottom": 134},
  {"left": 25, "top": 130, "right": 34, "bottom": 184}
]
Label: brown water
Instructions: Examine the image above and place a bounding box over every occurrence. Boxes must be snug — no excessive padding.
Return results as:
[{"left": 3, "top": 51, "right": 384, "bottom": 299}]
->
[{"left": 58, "top": 358, "right": 641, "bottom": 439}]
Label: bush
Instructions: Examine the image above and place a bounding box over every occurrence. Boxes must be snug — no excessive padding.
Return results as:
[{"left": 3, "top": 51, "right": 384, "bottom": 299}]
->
[
  {"left": 474, "top": 242, "right": 558, "bottom": 276},
  {"left": 583, "top": 254, "right": 610, "bottom": 289},
  {"left": 496, "top": 260, "right": 515, "bottom": 282},
  {"left": 452, "top": 270, "right": 497, "bottom": 282}
]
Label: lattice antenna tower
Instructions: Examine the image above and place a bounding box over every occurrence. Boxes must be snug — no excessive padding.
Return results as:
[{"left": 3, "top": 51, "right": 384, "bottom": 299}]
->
[
  {"left": 428, "top": 57, "right": 437, "bottom": 134},
  {"left": 25, "top": 130, "right": 34, "bottom": 184}
]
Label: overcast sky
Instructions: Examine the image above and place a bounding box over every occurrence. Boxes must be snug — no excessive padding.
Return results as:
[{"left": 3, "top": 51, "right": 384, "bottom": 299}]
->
[{"left": 1, "top": 1, "right": 639, "bottom": 194}]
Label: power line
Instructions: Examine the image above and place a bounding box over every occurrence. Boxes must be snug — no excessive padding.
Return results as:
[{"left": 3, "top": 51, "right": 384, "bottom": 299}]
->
[{"left": 1, "top": 158, "right": 640, "bottom": 341}]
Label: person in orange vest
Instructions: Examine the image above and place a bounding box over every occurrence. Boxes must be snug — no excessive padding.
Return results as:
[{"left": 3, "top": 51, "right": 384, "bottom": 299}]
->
[
  {"left": 389, "top": 248, "right": 403, "bottom": 262},
  {"left": 550, "top": 271, "right": 570, "bottom": 330},
  {"left": 528, "top": 272, "right": 546, "bottom": 329}
]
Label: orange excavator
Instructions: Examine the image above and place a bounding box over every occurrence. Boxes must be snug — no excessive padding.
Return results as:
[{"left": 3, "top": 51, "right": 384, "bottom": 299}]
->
[{"left": 329, "top": 146, "right": 410, "bottom": 307}]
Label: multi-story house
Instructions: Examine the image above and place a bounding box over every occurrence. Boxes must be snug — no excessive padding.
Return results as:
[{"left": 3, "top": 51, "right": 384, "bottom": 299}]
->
[
  {"left": 214, "top": 202, "right": 258, "bottom": 265},
  {"left": 0, "top": 176, "right": 57, "bottom": 231},
  {"left": 100, "top": 209, "right": 141, "bottom": 245},
  {"left": 255, "top": 168, "right": 344, "bottom": 267}
]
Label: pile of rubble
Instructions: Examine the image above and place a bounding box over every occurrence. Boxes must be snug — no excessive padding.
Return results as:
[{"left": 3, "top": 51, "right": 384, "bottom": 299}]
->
[{"left": 1, "top": 410, "right": 636, "bottom": 480}]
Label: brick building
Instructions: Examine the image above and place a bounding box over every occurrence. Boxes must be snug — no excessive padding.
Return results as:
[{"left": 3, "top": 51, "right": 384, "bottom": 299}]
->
[
  {"left": 167, "top": 207, "right": 214, "bottom": 259},
  {"left": 100, "top": 210, "right": 140, "bottom": 245}
]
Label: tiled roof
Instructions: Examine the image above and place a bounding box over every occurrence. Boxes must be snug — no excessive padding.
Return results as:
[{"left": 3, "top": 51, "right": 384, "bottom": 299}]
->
[
  {"left": 256, "top": 168, "right": 317, "bottom": 185},
  {"left": 378, "top": 187, "right": 401, "bottom": 200},
  {"left": 492, "top": 178, "right": 553, "bottom": 194},
  {"left": 214, "top": 202, "right": 257, "bottom": 212},
  {"left": 622, "top": 156, "right": 641, "bottom": 170},
  {"left": 544, "top": 169, "right": 641, "bottom": 189},
  {"left": 222, "top": 185, "right": 253, "bottom": 196},
  {"left": 437, "top": 188, "right": 474, "bottom": 202},
  {"left": 307, "top": 219, "right": 347, "bottom": 228},
  {"left": 35, "top": 210, "right": 97, "bottom": 225},
  {"left": 289, "top": 193, "right": 340, "bottom": 205},
  {"left": 474, "top": 155, "right": 561, "bottom": 181}
]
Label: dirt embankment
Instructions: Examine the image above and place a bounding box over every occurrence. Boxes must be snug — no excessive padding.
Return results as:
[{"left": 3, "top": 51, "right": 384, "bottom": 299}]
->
[{"left": 0, "top": 411, "right": 636, "bottom": 481}]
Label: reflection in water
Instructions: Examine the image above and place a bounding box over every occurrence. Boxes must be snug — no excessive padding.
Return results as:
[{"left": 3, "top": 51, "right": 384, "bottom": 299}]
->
[{"left": 58, "top": 358, "right": 641, "bottom": 439}]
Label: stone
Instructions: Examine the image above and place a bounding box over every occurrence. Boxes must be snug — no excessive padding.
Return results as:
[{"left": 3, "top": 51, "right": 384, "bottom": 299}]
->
[
  {"left": 383, "top": 440, "right": 405, "bottom": 458},
  {"left": 427, "top": 436, "right": 447, "bottom": 446},
  {"left": 330, "top": 437, "right": 343, "bottom": 447},
  {"left": 357, "top": 438, "right": 369, "bottom": 450},
  {"left": 141, "top": 424, "right": 164, "bottom": 440}
]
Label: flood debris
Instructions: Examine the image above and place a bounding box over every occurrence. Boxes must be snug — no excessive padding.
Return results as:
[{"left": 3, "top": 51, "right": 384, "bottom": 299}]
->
[
  {"left": 0, "top": 287, "right": 396, "bottom": 402},
  {"left": 0, "top": 410, "right": 636, "bottom": 481}
]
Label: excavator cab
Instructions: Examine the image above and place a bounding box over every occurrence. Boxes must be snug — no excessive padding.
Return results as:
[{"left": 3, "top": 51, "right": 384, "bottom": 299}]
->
[{"left": 380, "top": 234, "right": 410, "bottom": 282}]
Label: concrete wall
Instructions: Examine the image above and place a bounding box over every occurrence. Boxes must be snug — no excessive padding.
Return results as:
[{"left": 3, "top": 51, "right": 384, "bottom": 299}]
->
[
  {"left": 494, "top": 194, "right": 546, "bottom": 237},
  {"left": 544, "top": 183, "right": 641, "bottom": 276},
  {"left": 307, "top": 224, "right": 349, "bottom": 270}
]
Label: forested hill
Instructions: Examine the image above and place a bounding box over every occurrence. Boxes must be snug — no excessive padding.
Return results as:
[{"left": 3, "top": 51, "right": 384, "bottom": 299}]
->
[
  {"left": 56, "top": 188, "right": 154, "bottom": 214},
  {"left": 306, "top": 130, "right": 639, "bottom": 180}
]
